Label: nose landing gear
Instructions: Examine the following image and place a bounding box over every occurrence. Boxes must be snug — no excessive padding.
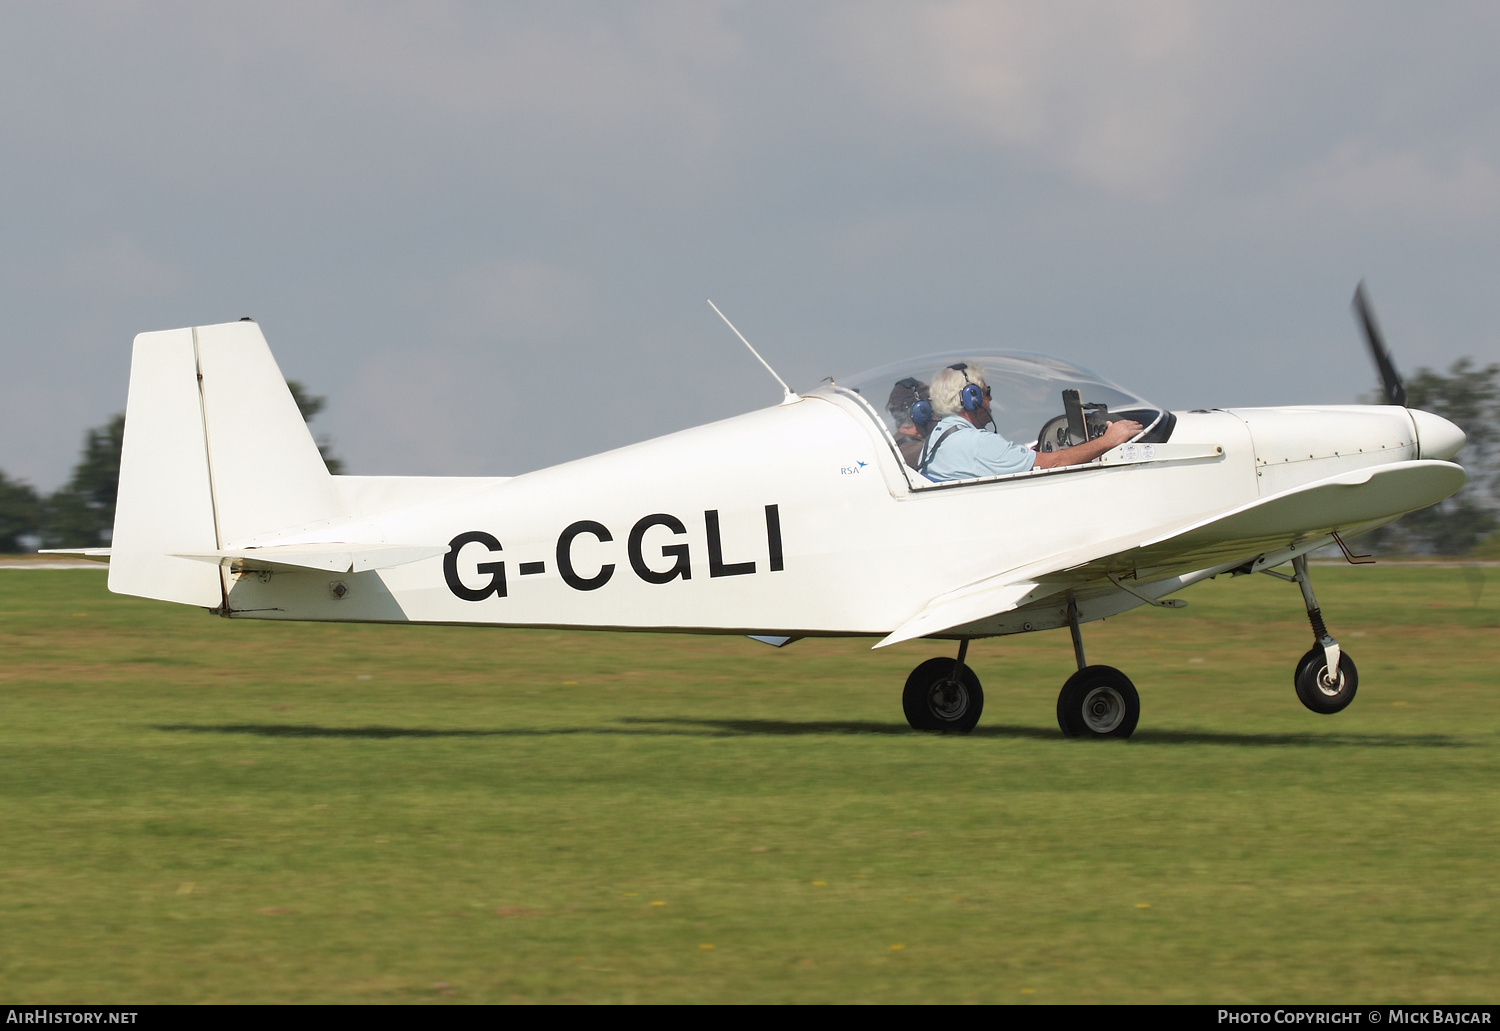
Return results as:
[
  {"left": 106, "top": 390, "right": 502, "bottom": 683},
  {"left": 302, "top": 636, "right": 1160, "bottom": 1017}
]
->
[{"left": 1288, "top": 554, "right": 1359, "bottom": 714}]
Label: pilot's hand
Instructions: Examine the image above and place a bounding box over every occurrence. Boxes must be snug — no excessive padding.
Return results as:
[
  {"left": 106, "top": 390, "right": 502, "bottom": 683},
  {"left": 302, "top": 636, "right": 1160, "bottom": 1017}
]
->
[{"left": 1101, "top": 419, "right": 1144, "bottom": 446}]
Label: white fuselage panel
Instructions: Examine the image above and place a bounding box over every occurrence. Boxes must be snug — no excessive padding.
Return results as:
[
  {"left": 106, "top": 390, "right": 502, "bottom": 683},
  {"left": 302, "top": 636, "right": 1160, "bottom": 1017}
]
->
[{"left": 222, "top": 400, "right": 1285, "bottom": 635}]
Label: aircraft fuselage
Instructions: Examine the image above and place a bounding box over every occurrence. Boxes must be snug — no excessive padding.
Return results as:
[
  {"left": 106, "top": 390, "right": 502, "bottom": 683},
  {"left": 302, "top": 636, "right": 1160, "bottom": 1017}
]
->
[{"left": 217, "top": 394, "right": 1447, "bottom": 639}]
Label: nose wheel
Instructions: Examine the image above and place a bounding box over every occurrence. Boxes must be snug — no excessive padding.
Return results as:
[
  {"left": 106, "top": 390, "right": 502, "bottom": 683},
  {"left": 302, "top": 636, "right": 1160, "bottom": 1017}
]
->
[
  {"left": 1294, "top": 645, "right": 1358, "bottom": 713},
  {"left": 1287, "top": 555, "right": 1359, "bottom": 714}
]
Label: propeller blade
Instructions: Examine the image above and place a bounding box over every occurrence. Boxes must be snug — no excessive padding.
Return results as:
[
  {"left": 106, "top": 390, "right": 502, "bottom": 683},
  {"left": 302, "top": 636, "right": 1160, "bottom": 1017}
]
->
[{"left": 1352, "top": 280, "right": 1407, "bottom": 406}]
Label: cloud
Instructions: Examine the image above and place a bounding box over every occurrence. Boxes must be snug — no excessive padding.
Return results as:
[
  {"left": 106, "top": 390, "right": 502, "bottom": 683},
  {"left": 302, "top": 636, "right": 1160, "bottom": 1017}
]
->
[
  {"left": 1273, "top": 142, "right": 1500, "bottom": 229},
  {"left": 815, "top": 0, "right": 1500, "bottom": 222},
  {"left": 298, "top": 2, "right": 739, "bottom": 136},
  {"left": 0, "top": 2, "right": 744, "bottom": 184},
  {"left": 338, "top": 348, "right": 515, "bottom": 477},
  {"left": 65, "top": 237, "right": 181, "bottom": 297},
  {"left": 6, "top": 2, "right": 1500, "bottom": 492},
  {"left": 823, "top": 0, "right": 1217, "bottom": 202},
  {"left": 447, "top": 260, "right": 587, "bottom": 340}
]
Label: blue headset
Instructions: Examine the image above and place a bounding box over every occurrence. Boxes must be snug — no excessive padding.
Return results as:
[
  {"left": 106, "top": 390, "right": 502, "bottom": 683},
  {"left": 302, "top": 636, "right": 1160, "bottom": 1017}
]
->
[
  {"left": 950, "top": 363, "right": 987, "bottom": 413},
  {"left": 894, "top": 377, "right": 934, "bottom": 428}
]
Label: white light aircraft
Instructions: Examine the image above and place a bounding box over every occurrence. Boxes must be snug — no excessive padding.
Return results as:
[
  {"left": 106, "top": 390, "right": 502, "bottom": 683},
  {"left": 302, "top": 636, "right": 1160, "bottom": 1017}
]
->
[{"left": 54, "top": 286, "right": 1466, "bottom": 738}]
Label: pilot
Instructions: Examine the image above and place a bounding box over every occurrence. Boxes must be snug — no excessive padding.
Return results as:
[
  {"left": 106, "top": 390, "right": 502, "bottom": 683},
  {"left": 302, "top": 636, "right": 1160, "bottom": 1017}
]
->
[
  {"left": 919, "top": 363, "right": 1143, "bottom": 481},
  {"left": 885, "top": 377, "right": 932, "bottom": 470}
]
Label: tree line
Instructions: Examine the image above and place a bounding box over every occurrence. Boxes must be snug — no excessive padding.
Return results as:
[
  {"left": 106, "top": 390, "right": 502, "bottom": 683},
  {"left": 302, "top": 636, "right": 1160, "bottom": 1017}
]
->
[
  {"left": 1360, "top": 358, "right": 1499, "bottom": 556},
  {"left": 1, "top": 363, "right": 1497, "bottom": 555},
  {"left": 0, "top": 382, "right": 341, "bottom": 552}
]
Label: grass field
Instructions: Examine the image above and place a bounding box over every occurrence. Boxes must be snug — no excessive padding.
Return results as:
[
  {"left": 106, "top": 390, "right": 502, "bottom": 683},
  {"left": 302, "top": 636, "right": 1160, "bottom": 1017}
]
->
[{"left": 1, "top": 565, "right": 1498, "bottom": 1003}]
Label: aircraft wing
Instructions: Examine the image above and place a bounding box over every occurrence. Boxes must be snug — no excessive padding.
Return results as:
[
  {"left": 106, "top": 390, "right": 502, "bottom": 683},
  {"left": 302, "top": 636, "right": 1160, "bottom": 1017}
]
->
[
  {"left": 871, "top": 579, "right": 1056, "bottom": 649},
  {"left": 1076, "top": 458, "right": 1464, "bottom": 578},
  {"left": 876, "top": 459, "right": 1464, "bottom": 647}
]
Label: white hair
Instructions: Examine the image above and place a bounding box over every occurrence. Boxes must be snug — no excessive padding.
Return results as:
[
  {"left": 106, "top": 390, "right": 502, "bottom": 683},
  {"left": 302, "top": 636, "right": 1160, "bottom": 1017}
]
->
[{"left": 930, "top": 364, "right": 987, "bottom": 417}]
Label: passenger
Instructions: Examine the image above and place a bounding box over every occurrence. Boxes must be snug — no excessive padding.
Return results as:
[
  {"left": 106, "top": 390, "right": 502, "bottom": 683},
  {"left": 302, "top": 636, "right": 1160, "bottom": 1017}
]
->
[
  {"left": 885, "top": 377, "right": 932, "bottom": 470},
  {"left": 919, "top": 364, "right": 1142, "bottom": 482}
]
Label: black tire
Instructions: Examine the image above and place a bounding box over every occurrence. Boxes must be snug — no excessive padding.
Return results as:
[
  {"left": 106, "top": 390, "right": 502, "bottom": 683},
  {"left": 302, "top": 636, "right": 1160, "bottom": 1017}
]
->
[
  {"left": 1057, "top": 665, "right": 1140, "bottom": 739},
  {"left": 902, "top": 657, "right": 984, "bottom": 734},
  {"left": 1294, "top": 646, "right": 1358, "bottom": 714},
  {"left": 1293, "top": 646, "right": 1321, "bottom": 689}
]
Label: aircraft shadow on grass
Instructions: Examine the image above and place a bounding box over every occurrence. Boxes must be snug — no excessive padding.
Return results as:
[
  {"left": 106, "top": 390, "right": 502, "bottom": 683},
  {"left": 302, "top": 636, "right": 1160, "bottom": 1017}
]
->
[{"left": 150, "top": 720, "right": 1466, "bottom": 749}]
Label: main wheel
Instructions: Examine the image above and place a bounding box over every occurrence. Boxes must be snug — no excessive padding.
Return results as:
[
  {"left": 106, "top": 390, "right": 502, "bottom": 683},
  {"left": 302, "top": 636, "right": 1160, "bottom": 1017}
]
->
[
  {"left": 1057, "top": 665, "right": 1140, "bottom": 739},
  {"left": 902, "top": 658, "right": 984, "bottom": 733},
  {"left": 1294, "top": 646, "right": 1358, "bottom": 714}
]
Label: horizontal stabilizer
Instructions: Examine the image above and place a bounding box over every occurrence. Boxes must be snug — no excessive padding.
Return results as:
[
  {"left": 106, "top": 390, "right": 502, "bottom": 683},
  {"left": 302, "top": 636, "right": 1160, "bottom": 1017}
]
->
[{"left": 174, "top": 545, "right": 446, "bottom": 574}]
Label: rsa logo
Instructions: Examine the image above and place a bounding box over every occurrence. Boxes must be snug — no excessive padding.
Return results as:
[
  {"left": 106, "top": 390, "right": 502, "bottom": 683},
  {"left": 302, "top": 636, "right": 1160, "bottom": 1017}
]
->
[{"left": 443, "top": 505, "right": 784, "bottom": 601}]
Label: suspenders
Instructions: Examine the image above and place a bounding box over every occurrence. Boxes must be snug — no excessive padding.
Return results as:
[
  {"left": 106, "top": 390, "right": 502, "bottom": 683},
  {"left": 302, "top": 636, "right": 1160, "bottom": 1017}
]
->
[{"left": 917, "top": 425, "right": 962, "bottom": 476}]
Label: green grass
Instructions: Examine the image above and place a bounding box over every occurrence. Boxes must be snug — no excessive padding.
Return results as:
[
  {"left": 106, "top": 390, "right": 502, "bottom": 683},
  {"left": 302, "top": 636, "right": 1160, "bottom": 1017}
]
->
[{"left": 1, "top": 566, "right": 1498, "bottom": 1003}]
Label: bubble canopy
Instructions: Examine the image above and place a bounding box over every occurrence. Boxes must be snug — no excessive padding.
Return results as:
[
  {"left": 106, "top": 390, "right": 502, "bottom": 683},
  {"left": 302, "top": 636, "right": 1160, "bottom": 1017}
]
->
[{"left": 820, "top": 351, "right": 1166, "bottom": 452}]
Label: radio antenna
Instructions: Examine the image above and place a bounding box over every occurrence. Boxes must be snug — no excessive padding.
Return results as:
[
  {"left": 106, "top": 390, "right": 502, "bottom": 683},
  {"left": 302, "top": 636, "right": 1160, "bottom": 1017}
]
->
[{"left": 707, "top": 299, "right": 798, "bottom": 403}]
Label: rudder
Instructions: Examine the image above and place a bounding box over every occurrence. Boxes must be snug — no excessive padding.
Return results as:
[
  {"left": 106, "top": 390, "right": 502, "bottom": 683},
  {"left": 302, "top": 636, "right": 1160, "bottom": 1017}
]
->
[{"left": 194, "top": 320, "right": 342, "bottom": 546}]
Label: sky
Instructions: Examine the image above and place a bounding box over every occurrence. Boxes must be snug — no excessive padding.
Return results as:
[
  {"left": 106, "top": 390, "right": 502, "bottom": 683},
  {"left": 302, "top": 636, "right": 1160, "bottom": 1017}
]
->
[{"left": 3, "top": 1, "right": 1500, "bottom": 489}]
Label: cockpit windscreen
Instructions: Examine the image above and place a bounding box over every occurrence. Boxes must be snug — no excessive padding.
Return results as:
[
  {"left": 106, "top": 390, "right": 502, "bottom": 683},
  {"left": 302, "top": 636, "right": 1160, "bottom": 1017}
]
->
[{"left": 823, "top": 351, "right": 1166, "bottom": 462}]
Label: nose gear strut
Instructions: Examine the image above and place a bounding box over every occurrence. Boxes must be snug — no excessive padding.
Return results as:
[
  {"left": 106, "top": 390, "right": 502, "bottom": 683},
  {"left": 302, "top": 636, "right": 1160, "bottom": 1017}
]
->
[
  {"left": 1292, "top": 555, "right": 1341, "bottom": 680},
  {"left": 1275, "top": 554, "right": 1360, "bottom": 714}
]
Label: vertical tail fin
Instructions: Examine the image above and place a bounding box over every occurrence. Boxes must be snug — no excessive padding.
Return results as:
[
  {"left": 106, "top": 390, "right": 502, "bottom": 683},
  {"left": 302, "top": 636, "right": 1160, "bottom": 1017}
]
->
[{"left": 108, "top": 320, "right": 345, "bottom": 607}]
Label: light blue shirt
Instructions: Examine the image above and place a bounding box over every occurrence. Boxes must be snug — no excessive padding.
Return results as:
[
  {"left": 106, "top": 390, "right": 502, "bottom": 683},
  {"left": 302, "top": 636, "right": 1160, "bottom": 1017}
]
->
[{"left": 920, "top": 414, "right": 1037, "bottom": 481}]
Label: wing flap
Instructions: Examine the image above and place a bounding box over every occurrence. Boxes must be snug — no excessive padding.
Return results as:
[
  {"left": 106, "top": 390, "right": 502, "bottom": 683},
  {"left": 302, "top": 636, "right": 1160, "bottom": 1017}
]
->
[{"left": 876, "top": 580, "right": 1055, "bottom": 648}]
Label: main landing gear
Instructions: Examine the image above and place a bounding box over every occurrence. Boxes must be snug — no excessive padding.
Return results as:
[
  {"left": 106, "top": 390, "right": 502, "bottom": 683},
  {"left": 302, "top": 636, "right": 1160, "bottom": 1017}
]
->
[
  {"left": 1286, "top": 555, "right": 1358, "bottom": 714},
  {"left": 902, "top": 639, "right": 984, "bottom": 733},
  {"left": 1056, "top": 595, "right": 1139, "bottom": 739},
  {"left": 900, "top": 595, "right": 1142, "bottom": 739}
]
